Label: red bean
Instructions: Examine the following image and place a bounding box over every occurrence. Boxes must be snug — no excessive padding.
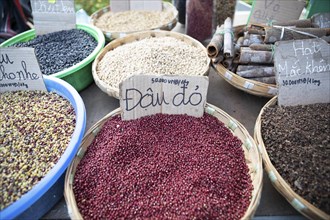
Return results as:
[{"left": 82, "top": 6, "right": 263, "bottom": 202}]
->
[{"left": 73, "top": 114, "right": 252, "bottom": 219}]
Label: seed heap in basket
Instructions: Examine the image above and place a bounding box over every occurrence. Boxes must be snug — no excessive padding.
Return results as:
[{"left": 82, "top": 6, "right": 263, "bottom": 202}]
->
[{"left": 207, "top": 13, "right": 330, "bottom": 85}]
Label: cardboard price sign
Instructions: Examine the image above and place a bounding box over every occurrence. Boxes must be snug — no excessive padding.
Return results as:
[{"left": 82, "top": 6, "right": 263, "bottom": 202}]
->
[
  {"left": 248, "top": 0, "right": 305, "bottom": 25},
  {"left": 119, "top": 75, "right": 209, "bottom": 120},
  {"left": 110, "top": 0, "right": 162, "bottom": 12},
  {"left": 0, "top": 48, "right": 47, "bottom": 92},
  {"left": 31, "top": 0, "right": 76, "bottom": 35},
  {"left": 274, "top": 38, "right": 330, "bottom": 106}
]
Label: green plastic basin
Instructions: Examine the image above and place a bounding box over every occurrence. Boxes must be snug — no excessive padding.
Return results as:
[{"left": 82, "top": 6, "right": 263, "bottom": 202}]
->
[{"left": 0, "top": 24, "right": 105, "bottom": 92}]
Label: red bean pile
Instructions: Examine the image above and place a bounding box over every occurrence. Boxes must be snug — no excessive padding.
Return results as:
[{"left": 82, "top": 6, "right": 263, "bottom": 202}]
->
[{"left": 73, "top": 113, "right": 253, "bottom": 219}]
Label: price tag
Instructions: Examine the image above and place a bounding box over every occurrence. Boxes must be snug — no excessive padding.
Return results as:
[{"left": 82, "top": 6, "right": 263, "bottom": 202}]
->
[
  {"left": 274, "top": 38, "right": 330, "bottom": 106},
  {"left": 110, "top": 0, "right": 130, "bottom": 12},
  {"left": 31, "top": 0, "right": 76, "bottom": 35},
  {"left": 248, "top": 0, "right": 305, "bottom": 25},
  {"left": 130, "top": 0, "right": 162, "bottom": 11},
  {"left": 119, "top": 75, "right": 209, "bottom": 120},
  {"left": 0, "top": 48, "right": 47, "bottom": 92}
]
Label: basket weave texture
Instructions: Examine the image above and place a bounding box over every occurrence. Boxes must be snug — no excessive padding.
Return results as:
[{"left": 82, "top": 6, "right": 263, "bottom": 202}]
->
[
  {"left": 65, "top": 103, "right": 263, "bottom": 219},
  {"left": 92, "top": 30, "right": 211, "bottom": 99},
  {"left": 254, "top": 96, "right": 330, "bottom": 220},
  {"left": 90, "top": 2, "right": 178, "bottom": 41}
]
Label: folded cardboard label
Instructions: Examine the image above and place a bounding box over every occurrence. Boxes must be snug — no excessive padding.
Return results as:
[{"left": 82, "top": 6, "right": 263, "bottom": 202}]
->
[
  {"left": 248, "top": 0, "right": 305, "bottom": 25},
  {"left": 274, "top": 38, "right": 330, "bottom": 106},
  {"left": 119, "top": 75, "right": 209, "bottom": 120},
  {"left": 0, "top": 48, "right": 47, "bottom": 92},
  {"left": 31, "top": 0, "right": 76, "bottom": 35}
]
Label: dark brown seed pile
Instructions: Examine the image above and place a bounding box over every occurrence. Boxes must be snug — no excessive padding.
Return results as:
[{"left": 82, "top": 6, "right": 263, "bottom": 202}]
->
[
  {"left": 73, "top": 113, "right": 253, "bottom": 219},
  {"left": 0, "top": 91, "right": 76, "bottom": 210},
  {"left": 261, "top": 103, "right": 330, "bottom": 214}
]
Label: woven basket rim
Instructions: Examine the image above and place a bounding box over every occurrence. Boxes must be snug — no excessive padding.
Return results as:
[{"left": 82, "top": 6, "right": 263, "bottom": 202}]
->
[
  {"left": 254, "top": 96, "right": 330, "bottom": 220},
  {"left": 65, "top": 103, "right": 263, "bottom": 220},
  {"left": 90, "top": 2, "right": 178, "bottom": 40},
  {"left": 212, "top": 62, "right": 278, "bottom": 98},
  {"left": 92, "top": 30, "right": 211, "bottom": 99}
]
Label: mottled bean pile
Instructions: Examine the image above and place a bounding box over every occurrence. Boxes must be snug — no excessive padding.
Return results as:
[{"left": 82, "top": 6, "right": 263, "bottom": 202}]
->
[
  {"left": 74, "top": 114, "right": 253, "bottom": 219},
  {"left": 95, "top": 10, "right": 174, "bottom": 32},
  {"left": 0, "top": 91, "right": 76, "bottom": 210},
  {"left": 13, "top": 29, "right": 97, "bottom": 75},
  {"left": 97, "top": 37, "right": 208, "bottom": 89},
  {"left": 261, "top": 103, "right": 330, "bottom": 213}
]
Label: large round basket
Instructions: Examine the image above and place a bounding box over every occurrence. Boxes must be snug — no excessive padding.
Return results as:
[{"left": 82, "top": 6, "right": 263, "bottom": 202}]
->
[
  {"left": 64, "top": 103, "right": 263, "bottom": 219},
  {"left": 92, "top": 30, "right": 211, "bottom": 99},
  {"left": 90, "top": 2, "right": 178, "bottom": 42},
  {"left": 254, "top": 96, "right": 330, "bottom": 220}
]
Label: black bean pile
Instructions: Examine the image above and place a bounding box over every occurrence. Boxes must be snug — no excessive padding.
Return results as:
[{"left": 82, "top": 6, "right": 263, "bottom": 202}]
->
[
  {"left": 261, "top": 103, "right": 330, "bottom": 214},
  {"left": 13, "top": 29, "right": 97, "bottom": 75},
  {"left": 0, "top": 90, "right": 76, "bottom": 210},
  {"left": 73, "top": 113, "right": 253, "bottom": 220}
]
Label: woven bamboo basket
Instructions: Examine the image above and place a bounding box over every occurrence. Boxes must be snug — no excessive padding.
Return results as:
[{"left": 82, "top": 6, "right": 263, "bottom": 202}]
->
[
  {"left": 254, "top": 96, "right": 330, "bottom": 220},
  {"left": 90, "top": 2, "right": 178, "bottom": 42},
  {"left": 92, "top": 30, "right": 211, "bottom": 99},
  {"left": 65, "top": 103, "right": 263, "bottom": 219},
  {"left": 211, "top": 24, "right": 278, "bottom": 98}
]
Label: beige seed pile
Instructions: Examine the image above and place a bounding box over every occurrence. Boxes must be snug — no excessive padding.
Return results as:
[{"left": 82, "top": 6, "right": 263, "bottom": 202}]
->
[
  {"left": 97, "top": 37, "right": 208, "bottom": 88},
  {"left": 95, "top": 10, "right": 174, "bottom": 32},
  {"left": 0, "top": 91, "right": 76, "bottom": 210}
]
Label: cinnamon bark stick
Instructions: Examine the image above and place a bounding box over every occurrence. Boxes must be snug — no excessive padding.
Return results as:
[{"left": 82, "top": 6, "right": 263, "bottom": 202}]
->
[
  {"left": 273, "top": 19, "right": 312, "bottom": 28},
  {"left": 207, "top": 25, "right": 224, "bottom": 58},
  {"left": 250, "top": 76, "right": 276, "bottom": 84},
  {"left": 236, "top": 66, "right": 274, "bottom": 78},
  {"left": 243, "top": 34, "right": 263, "bottom": 46},
  {"left": 212, "top": 54, "right": 224, "bottom": 64},
  {"left": 264, "top": 27, "right": 330, "bottom": 43},
  {"left": 249, "top": 43, "right": 272, "bottom": 51},
  {"left": 222, "top": 57, "right": 233, "bottom": 68},
  {"left": 224, "top": 17, "right": 234, "bottom": 57},
  {"left": 239, "top": 47, "right": 273, "bottom": 64}
]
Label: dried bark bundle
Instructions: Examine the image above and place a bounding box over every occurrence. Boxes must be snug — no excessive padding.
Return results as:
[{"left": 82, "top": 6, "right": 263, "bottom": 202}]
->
[
  {"left": 224, "top": 17, "right": 234, "bottom": 57},
  {"left": 250, "top": 76, "right": 276, "bottom": 84},
  {"left": 249, "top": 43, "right": 273, "bottom": 51},
  {"left": 273, "top": 19, "right": 313, "bottom": 28},
  {"left": 239, "top": 47, "right": 273, "bottom": 64},
  {"left": 236, "top": 66, "right": 274, "bottom": 78},
  {"left": 264, "top": 27, "right": 330, "bottom": 43},
  {"left": 242, "top": 34, "right": 263, "bottom": 46},
  {"left": 207, "top": 25, "right": 224, "bottom": 58}
]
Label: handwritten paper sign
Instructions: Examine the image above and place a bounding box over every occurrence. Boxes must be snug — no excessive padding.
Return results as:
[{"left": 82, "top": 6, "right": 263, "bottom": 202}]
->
[
  {"left": 119, "top": 75, "right": 209, "bottom": 120},
  {"left": 31, "top": 0, "right": 76, "bottom": 35},
  {"left": 111, "top": 0, "right": 162, "bottom": 12},
  {"left": 110, "top": 0, "right": 130, "bottom": 12},
  {"left": 130, "top": 0, "right": 162, "bottom": 11},
  {"left": 274, "top": 38, "right": 330, "bottom": 106},
  {"left": 0, "top": 48, "right": 47, "bottom": 92},
  {"left": 249, "top": 0, "right": 305, "bottom": 25}
]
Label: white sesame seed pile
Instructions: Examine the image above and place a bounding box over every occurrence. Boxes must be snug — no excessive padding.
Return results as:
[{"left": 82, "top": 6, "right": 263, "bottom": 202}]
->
[
  {"left": 95, "top": 10, "right": 174, "bottom": 32},
  {"left": 96, "top": 37, "right": 208, "bottom": 88}
]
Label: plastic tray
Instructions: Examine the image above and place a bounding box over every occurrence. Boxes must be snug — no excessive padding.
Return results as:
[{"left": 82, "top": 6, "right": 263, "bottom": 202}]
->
[
  {"left": 0, "top": 75, "right": 86, "bottom": 219},
  {"left": 0, "top": 24, "right": 105, "bottom": 92}
]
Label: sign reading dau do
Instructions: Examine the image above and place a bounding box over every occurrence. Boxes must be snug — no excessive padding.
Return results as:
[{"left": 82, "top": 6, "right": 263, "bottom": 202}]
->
[
  {"left": 0, "top": 48, "right": 47, "bottom": 92},
  {"left": 248, "top": 0, "right": 305, "bottom": 25},
  {"left": 31, "top": 0, "right": 75, "bottom": 35},
  {"left": 119, "top": 75, "right": 209, "bottom": 120},
  {"left": 274, "top": 38, "right": 330, "bottom": 106}
]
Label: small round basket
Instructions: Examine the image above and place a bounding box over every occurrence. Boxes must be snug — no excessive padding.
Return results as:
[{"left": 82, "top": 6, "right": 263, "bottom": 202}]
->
[
  {"left": 254, "top": 96, "right": 330, "bottom": 220},
  {"left": 64, "top": 103, "right": 263, "bottom": 219},
  {"left": 212, "top": 62, "right": 278, "bottom": 97},
  {"left": 211, "top": 24, "right": 277, "bottom": 98},
  {"left": 92, "top": 30, "right": 211, "bottom": 99},
  {"left": 90, "top": 2, "right": 178, "bottom": 42}
]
